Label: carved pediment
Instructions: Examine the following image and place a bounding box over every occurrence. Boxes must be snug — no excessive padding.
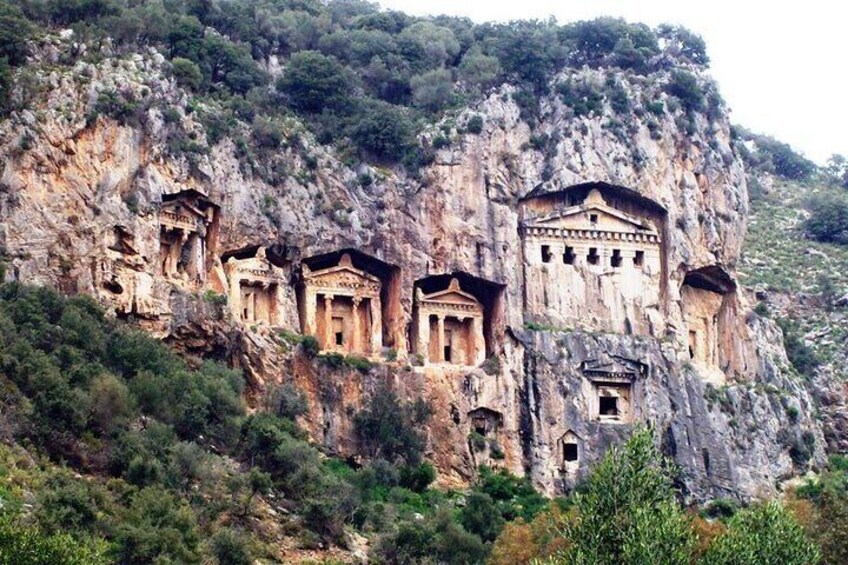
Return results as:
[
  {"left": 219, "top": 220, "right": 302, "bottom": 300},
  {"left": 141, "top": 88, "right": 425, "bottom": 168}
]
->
[
  {"left": 304, "top": 254, "right": 382, "bottom": 295},
  {"left": 523, "top": 189, "right": 658, "bottom": 236},
  {"left": 160, "top": 200, "right": 209, "bottom": 232},
  {"left": 581, "top": 354, "right": 646, "bottom": 383},
  {"left": 468, "top": 407, "right": 503, "bottom": 423},
  {"left": 417, "top": 278, "right": 483, "bottom": 315}
]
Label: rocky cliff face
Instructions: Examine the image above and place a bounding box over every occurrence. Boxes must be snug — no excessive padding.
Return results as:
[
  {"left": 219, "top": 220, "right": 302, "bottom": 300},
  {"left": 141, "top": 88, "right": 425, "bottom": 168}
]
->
[{"left": 0, "top": 35, "right": 825, "bottom": 501}]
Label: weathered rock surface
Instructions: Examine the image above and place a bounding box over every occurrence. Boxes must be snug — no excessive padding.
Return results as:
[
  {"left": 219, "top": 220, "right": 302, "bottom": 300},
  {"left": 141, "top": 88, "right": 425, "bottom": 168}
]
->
[{"left": 0, "top": 37, "right": 825, "bottom": 500}]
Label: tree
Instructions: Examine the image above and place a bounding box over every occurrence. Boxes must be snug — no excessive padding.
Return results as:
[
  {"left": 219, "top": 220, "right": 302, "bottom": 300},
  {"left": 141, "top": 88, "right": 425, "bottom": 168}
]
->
[
  {"left": 171, "top": 57, "right": 203, "bottom": 90},
  {"left": 665, "top": 70, "right": 704, "bottom": 113},
  {"left": 825, "top": 154, "right": 848, "bottom": 189},
  {"left": 460, "top": 491, "right": 504, "bottom": 542},
  {"left": 410, "top": 68, "right": 453, "bottom": 112},
  {"left": 458, "top": 46, "right": 501, "bottom": 92},
  {"left": 349, "top": 99, "right": 416, "bottom": 161},
  {"left": 0, "top": 519, "right": 108, "bottom": 565},
  {"left": 353, "top": 383, "right": 432, "bottom": 465},
  {"left": 658, "top": 25, "right": 710, "bottom": 66},
  {"left": 0, "top": 2, "right": 36, "bottom": 66},
  {"left": 805, "top": 193, "right": 848, "bottom": 245},
  {"left": 277, "top": 50, "right": 352, "bottom": 113},
  {"left": 548, "top": 428, "right": 696, "bottom": 565},
  {"left": 702, "top": 502, "right": 820, "bottom": 565}
]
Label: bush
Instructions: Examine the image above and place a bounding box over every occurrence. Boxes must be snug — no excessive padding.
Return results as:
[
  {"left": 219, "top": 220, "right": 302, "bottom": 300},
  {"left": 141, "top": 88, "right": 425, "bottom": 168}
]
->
[
  {"left": 210, "top": 528, "right": 252, "bottom": 565},
  {"left": 552, "top": 428, "right": 696, "bottom": 564},
  {"left": 665, "top": 70, "right": 704, "bottom": 113},
  {"left": 0, "top": 519, "right": 108, "bottom": 565},
  {"left": 460, "top": 491, "right": 505, "bottom": 542},
  {"left": 170, "top": 57, "right": 202, "bottom": 90},
  {"left": 805, "top": 193, "right": 848, "bottom": 245},
  {"left": 112, "top": 486, "right": 200, "bottom": 565},
  {"left": 777, "top": 317, "right": 820, "bottom": 377},
  {"left": 702, "top": 502, "right": 819, "bottom": 565},
  {"left": 465, "top": 114, "right": 484, "bottom": 134},
  {"left": 354, "top": 383, "right": 432, "bottom": 466},
  {"left": 410, "top": 68, "right": 454, "bottom": 112}
]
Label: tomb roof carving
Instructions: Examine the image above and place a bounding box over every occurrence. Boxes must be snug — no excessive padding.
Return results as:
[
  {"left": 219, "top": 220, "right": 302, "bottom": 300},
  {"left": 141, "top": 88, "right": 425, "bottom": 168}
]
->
[
  {"left": 224, "top": 246, "right": 283, "bottom": 284},
  {"left": 303, "top": 253, "right": 381, "bottom": 295},
  {"left": 523, "top": 189, "right": 659, "bottom": 235},
  {"left": 417, "top": 278, "right": 483, "bottom": 317},
  {"left": 468, "top": 406, "right": 504, "bottom": 422},
  {"left": 581, "top": 354, "right": 647, "bottom": 383}
]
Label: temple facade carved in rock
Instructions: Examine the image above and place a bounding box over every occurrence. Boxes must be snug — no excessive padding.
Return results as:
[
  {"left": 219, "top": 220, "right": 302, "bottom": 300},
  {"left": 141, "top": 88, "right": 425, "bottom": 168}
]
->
[
  {"left": 223, "top": 246, "right": 287, "bottom": 326},
  {"left": 158, "top": 190, "right": 218, "bottom": 288},
  {"left": 299, "top": 253, "right": 384, "bottom": 355},
  {"left": 521, "top": 183, "right": 666, "bottom": 336},
  {"left": 413, "top": 278, "right": 486, "bottom": 366}
]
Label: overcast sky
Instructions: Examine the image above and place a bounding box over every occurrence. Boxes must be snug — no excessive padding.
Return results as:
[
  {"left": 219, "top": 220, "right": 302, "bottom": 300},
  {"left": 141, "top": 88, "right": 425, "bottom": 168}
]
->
[{"left": 377, "top": 0, "right": 846, "bottom": 164}]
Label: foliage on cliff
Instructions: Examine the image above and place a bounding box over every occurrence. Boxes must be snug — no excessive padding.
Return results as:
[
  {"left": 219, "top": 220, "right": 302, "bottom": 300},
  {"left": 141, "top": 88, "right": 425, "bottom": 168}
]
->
[{"left": 1, "top": 0, "right": 714, "bottom": 168}]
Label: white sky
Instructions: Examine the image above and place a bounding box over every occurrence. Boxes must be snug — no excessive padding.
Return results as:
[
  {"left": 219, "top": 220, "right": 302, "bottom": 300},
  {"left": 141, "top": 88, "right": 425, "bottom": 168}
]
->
[{"left": 377, "top": 0, "right": 847, "bottom": 164}]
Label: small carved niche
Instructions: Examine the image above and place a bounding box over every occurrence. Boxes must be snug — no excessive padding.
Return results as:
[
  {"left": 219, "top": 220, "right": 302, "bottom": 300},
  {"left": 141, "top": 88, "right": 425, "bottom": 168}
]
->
[
  {"left": 558, "top": 430, "right": 581, "bottom": 470},
  {"left": 582, "top": 356, "right": 645, "bottom": 424},
  {"left": 467, "top": 407, "right": 504, "bottom": 460}
]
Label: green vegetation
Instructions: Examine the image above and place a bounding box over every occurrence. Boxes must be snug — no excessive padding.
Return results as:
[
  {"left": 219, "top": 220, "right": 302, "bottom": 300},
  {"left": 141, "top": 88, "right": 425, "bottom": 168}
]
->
[
  {"left": 509, "top": 429, "right": 821, "bottom": 565},
  {"left": 734, "top": 128, "right": 817, "bottom": 181},
  {"left": 805, "top": 192, "right": 848, "bottom": 245},
  {"left": 740, "top": 175, "right": 848, "bottom": 376},
  {"left": 2, "top": 1, "right": 714, "bottom": 169},
  {"left": 0, "top": 285, "right": 839, "bottom": 562}
]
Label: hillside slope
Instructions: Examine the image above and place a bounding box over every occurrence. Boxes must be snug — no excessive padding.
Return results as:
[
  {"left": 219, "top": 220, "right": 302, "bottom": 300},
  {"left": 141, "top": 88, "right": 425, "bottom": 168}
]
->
[{"left": 740, "top": 174, "right": 848, "bottom": 450}]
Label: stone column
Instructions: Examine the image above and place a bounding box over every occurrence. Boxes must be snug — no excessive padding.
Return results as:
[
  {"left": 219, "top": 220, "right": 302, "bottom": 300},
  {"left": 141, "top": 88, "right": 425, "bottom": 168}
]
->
[
  {"left": 436, "top": 315, "right": 445, "bottom": 363},
  {"left": 416, "top": 308, "right": 430, "bottom": 363},
  {"left": 246, "top": 289, "right": 255, "bottom": 322},
  {"left": 272, "top": 283, "right": 284, "bottom": 327},
  {"left": 323, "top": 294, "right": 334, "bottom": 350},
  {"left": 304, "top": 288, "right": 317, "bottom": 336},
  {"left": 227, "top": 261, "right": 241, "bottom": 321},
  {"left": 370, "top": 295, "right": 383, "bottom": 354},
  {"left": 173, "top": 230, "right": 188, "bottom": 277},
  {"left": 351, "top": 297, "right": 361, "bottom": 354},
  {"left": 471, "top": 315, "right": 486, "bottom": 366}
]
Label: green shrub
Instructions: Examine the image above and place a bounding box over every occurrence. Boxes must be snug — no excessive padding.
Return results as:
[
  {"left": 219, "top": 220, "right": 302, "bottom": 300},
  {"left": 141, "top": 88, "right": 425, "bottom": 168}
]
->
[
  {"left": 552, "top": 429, "right": 696, "bottom": 564},
  {"left": 354, "top": 383, "right": 432, "bottom": 466},
  {"left": 170, "top": 57, "right": 202, "bottom": 90},
  {"left": 557, "top": 79, "right": 603, "bottom": 117},
  {"left": 777, "top": 317, "right": 820, "bottom": 377},
  {"left": 469, "top": 431, "right": 487, "bottom": 452},
  {"left": 210, "top": 528, "right": 252, "bottom": 565},
  {"left": 278, "top": 51, "right": 352, "bottom": 114},
  {"left": 465, "top": 114, "right": 484, "bottom": 134},
  {"left": 805, "top": 193, "right": 848, "bottom": 245},
  {"left": 0, "top": 519, "right": 108, "bottom": 565},
  {"left": 399, "top": 462, "right": 436, "bottom": 493},
  {"left": 300, "top": 335, "right": 319, "bottom": 357},
  {"left": 112, "top": 486, "right": 200, "bottom": 565},
  {"left": 460, "top": 491, "right": 505, "bottom": 542},
  {"left": 665, "top": 70, "right": 704, "bottom": 114},
  {"left": 349, "top": 99, "right": 416, "bottom": 161},
  {"left": 702, "top": 502, "right": 819, "bottom": 565}
]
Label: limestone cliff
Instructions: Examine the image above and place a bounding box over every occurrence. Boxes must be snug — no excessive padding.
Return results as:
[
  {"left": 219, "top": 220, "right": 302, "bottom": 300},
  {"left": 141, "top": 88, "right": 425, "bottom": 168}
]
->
[{"left": 0, "top": 33, "right": 825, "bottom": 501}]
